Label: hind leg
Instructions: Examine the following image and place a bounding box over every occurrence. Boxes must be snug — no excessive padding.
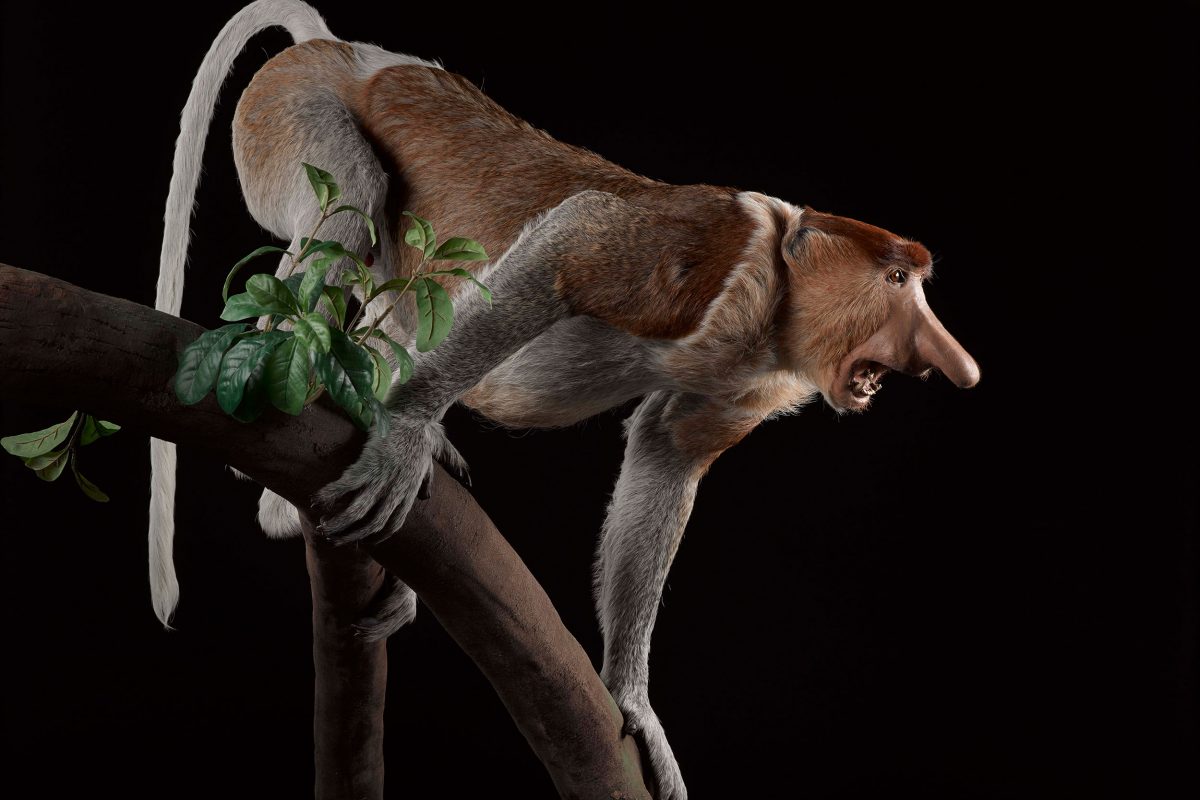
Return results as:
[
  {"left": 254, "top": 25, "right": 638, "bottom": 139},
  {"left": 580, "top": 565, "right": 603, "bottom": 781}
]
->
[{"left": 236, "top": 105, "right": 421, "bottom": 634}]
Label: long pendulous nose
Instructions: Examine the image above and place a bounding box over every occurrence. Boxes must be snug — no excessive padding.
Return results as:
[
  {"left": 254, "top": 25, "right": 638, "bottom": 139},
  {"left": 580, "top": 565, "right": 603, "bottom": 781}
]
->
[{"left": 913, "top": 304, "right": 980, "bottom": 388}]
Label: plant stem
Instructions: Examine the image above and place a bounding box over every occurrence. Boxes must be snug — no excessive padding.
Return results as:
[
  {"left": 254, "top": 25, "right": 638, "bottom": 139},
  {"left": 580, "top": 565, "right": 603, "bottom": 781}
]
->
[{"left": 353, "top": 259, "right": 427, "bottom": 344}]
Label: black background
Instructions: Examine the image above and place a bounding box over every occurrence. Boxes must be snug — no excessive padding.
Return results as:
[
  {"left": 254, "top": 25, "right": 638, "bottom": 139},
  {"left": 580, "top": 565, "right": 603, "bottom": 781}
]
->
[{"left": 1, "top": 2, "right": 1195, "bottom": 797}]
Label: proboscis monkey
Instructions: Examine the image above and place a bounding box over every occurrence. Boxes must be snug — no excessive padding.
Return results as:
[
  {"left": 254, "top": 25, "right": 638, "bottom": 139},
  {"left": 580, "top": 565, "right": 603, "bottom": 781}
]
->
[{"left": 151, "top": 2, "right": 980, "bottom": 795}]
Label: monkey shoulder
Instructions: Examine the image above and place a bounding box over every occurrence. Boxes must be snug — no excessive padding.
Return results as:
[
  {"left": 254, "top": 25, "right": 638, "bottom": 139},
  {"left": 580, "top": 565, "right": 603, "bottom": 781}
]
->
[{"left": 551, "top": 185, "right": 776, "bottom": 342}]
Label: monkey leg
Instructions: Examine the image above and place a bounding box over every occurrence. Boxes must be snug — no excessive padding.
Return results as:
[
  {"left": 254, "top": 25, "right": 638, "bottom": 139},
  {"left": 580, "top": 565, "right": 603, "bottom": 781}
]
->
[{"left": 314, "top": 190, "right": 643, "bottom": 543}]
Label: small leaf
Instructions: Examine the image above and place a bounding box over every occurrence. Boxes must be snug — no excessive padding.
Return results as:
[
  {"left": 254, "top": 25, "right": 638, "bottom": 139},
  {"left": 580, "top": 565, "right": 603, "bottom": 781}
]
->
[
  {"left": 365, "top": 344, "right": 393, "bottom": 401},
  {"left": 329, "top": 204, "right": 378, "bottom": 245},
  {"left": 370, "top": 277, "right": 413, "bottom": 301},
  {"left": 175, "top": 324, "right": 247, "bottom": 404},
  {"left": 402, "top": 211, "right": 437, "bottom": 259},
  {"left": 414, "top": 277, "right": 454, "bottom": 352},
  {"left": 428, "top": 267, "right": 493, "bottom": 305},
  {"left": 231, "top": 356, "right": 271, "bottom": 423},
  {"left": 368, "top": 330, "right": 414, "bottom": 384},
  {"left": 313, "top": 329, "right": 377, "bottom": 430},
  {"left": 293, "top": 312, "right": 332, "bottom": 354},
  {"left": 282, "top": 271, "right": 304, "bottom": 297},
  {"left": 95, "top": 420, "right": 120, "bottom": 436},
  {"left": 265, "top": 337, "right": 311, "bottom": 415},
  {"left": 79, "top": 415, "right": 100, "bottom": 446},
  {"left": 303, "top": 162, "right": 341, "bottom": 212},
  {"left": 31, "top": 448, "right": 69, "bottom": 481},
  {"left": 216, "top": 332, "right": 287, "bottom": 415},
  {"left": 432, "top": 237, "right": 488, "bottom": 261},
  {"left": 223, "top": 246, "right": 291, "bottom": 302},
  {"left": 71, "top": 454, "right": 109, "bottom": 502},
  {"left": 298, "top": 239, "right": 347, "bottom": 264},
  {"left": 298, "top": 257, "right": 333, "bottom": 312},
  {"left": 246, "top": 274, "right": 300, "bottom": 316},
  {"left": 320, "top": 285, "right": 348, "bottom": 329},
  {"left": 220, "top": 293, "right": 282, "bottom": 322},
  {"left": 2, "top": 411, "right": 78, "bottom": 458}
]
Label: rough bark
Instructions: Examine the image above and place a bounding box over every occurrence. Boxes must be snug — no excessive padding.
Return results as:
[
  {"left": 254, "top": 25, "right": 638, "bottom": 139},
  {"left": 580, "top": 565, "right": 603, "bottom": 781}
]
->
[{"left": 0, "top": 264, "right": 651, "bottom": 799}]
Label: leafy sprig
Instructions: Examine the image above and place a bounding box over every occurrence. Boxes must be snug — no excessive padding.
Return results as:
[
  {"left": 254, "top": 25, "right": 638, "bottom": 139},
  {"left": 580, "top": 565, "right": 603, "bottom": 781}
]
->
[
  {"left": 174, "top": 162, "right": 491, "bottom": 432},
  {"left": 1, "top": 411, "right": 119, "bottom": 501}
]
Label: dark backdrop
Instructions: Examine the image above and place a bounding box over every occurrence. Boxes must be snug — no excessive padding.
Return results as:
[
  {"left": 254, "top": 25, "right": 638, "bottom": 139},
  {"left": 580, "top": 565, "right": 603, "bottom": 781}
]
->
[{"left": 1, "top": 2, "right": 1195, "bottom": 797}]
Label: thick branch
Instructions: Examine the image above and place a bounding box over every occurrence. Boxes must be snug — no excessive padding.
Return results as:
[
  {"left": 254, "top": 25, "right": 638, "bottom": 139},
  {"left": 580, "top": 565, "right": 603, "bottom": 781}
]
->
[{"left": 0, "top": 264, "right": 650, "bottom": 799}]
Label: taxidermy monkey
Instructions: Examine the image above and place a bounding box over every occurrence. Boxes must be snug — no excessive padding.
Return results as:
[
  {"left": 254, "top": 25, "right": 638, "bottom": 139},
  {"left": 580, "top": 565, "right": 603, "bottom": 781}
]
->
[{"left": 151, "top": 1, "right": 980, "bottom": 795}]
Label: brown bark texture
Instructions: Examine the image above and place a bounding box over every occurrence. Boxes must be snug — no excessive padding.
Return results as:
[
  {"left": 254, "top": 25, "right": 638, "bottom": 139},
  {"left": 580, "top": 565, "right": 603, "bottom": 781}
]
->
[{"left": 0, "top": 264, "right": 651, "bottom": 800}]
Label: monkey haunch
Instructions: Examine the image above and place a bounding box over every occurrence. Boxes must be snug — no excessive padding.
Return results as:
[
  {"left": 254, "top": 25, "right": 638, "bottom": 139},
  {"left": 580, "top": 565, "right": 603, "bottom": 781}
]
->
[{"left": 150, "top": 3, "right": 980, "bottom": 797}]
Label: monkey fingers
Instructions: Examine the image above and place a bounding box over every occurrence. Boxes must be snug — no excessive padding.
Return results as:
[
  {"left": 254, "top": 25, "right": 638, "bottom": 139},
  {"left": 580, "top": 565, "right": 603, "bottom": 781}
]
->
[
  {"left": 313, "top": 418, "right": 438, "bottom": 543},
  {"left": 611, "top": 689, "right": 688, "bottom": 800}
]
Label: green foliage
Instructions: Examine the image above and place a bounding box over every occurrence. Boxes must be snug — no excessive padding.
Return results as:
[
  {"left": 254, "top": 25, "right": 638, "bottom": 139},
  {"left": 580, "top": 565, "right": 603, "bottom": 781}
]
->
[
  {"left": 171, "top": 162, "right": 492, "bottom": 435},
  {"left": 1, "top": 411, "right": 118, "bottom": 500},
  {"left": 6, "top": 163, "right": 495, "bottom": 501}
]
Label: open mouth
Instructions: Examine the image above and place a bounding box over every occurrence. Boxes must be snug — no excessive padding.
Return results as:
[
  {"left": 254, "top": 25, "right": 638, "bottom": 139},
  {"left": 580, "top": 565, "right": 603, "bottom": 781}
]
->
[{"left": 848, "top": 359, "right": 890, "bottom": 401}]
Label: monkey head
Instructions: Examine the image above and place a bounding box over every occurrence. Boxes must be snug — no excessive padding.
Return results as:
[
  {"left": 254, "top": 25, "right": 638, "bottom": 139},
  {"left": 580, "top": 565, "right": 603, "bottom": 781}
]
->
[{"left": 780, "top": 207, "right": 980, "bottom": 412}]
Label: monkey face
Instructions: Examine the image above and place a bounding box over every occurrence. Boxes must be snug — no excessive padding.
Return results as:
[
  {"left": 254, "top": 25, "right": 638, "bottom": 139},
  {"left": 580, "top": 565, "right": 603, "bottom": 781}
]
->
[{"left": 781, "top": 207, "right": 980, "bottom": 413}]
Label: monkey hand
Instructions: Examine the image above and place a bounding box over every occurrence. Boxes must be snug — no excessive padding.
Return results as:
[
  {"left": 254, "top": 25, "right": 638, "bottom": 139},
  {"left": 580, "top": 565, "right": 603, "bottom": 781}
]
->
[
  {"left": 314, "top": 416, "right": 467, "bottom": 544},
  {"left": 610, "top": 685, "right": 689, "bottom": 800}
]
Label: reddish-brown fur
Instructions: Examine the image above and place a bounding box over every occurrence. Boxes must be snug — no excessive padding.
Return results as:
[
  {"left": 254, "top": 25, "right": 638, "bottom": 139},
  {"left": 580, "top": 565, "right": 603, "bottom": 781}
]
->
[
  {"left": 345, "top": 59, "right": 754, "bottom": 340},
  {"left": 235, "top": 40, "right": 943, "bottom": 446}
]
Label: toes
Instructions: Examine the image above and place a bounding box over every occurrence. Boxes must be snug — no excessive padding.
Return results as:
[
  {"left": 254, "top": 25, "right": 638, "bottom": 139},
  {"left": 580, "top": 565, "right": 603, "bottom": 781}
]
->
[{"left": 352, "top": 578, "right": 418, "bottom": 641}]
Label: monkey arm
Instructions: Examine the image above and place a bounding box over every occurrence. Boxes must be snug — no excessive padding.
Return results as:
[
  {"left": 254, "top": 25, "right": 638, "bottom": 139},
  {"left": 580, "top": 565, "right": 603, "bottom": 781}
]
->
[
  {"left": 315, "top": 189, "right": 661, "bottom": 543},
  {"left": 596, "top": 392, "right": 765, "bottom": 800},
  {"left": 0, "top": 263, "right": 652, "bottom": 799}
]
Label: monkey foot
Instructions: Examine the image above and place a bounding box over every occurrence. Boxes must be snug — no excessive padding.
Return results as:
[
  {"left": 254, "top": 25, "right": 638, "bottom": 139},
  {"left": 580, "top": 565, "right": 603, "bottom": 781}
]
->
[{"left": 352, "top": 574, "right": 418, "bottom": 641}]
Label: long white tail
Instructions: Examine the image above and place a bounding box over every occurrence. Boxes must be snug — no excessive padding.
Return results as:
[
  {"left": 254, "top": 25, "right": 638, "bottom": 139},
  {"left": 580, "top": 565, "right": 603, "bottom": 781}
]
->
[{"left": 151, "top": 1, "right": 336, "bottom": 628}]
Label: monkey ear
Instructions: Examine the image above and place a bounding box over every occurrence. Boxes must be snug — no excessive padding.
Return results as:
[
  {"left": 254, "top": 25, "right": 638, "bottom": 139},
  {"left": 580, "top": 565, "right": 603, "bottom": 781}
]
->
[{"left": 784, "top": 205, "right": 816, "bottom": 262}]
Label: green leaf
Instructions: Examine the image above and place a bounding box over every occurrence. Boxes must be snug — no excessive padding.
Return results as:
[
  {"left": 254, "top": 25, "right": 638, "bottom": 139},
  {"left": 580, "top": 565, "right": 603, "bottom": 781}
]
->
[
  {"left": 79, "top": 415, "right": 100, "bottom": 445},
  {"left": 265, "top": 336, "right": 311, "bottom": 415},
  {"left": 32, "top": 448, "right": 70, "bottom": 481},
  {"left": 329, "top": 204, "right": 378, "bottom": 246},
  {"left": 216, "top": 332, "right": 287, "bottom": 415},
  {"left": 432, "top": 237, "right": 488, "bottom": 261},
  {"left": 293, "top": 312, "right": 332, "bottom": 354},
  {"left": 231, "top": 356, "right": 271, "bottom": 423},
  {"left": 298, "top": 238, "right": 347, "bottom": 264},
  {"left": 367, "top": 330, "right": 414, "bottom": 384},
  {"left": 414, "top": 277, "right": 454, "bottom": 352},
  {"left": 2, "top": 411, "right": 79, "bottom": 458},
  {"left": 369, "top": 276, "right": 413, "bottom": 301},
  {"left": 297, "top": 258, "right": 332, "bottom": 313},
  {"left": 313, "top": 329, "right": 376, "bottom": 430},
  {"left": 175, "top": 324, "right": 247, "bottom": 404},
  {"left": 320, "top": 285, "right": 348, "bottom": 329},
  {"left": 365, "top": 345, "right": 393, "bottom": 401},
  {"left": 223, "top": 246, "right": 291, "bottom": 302},
  {"left": 402, "top": 211, "right": 437, "bottom": 259},
  {"left": 30, "top": 451, "right": 67, "bottom": 482},
  {"left": 220, "top": 293, "right": 280, "bottom": 322},
  {"left": 303, "top": 162, "right": 341, "bottom": 212},
  {"left": 71, "top": 454, "right": 109, "bottom": 502},
  {"left": 246, "top": 273, "right": 300, "bottom": 316},
  {"left": 77, "top": 415, "right": 118, "bottom": 446},
  {"left": 428, "top": 267, "right": 493, "bottom": 305}
]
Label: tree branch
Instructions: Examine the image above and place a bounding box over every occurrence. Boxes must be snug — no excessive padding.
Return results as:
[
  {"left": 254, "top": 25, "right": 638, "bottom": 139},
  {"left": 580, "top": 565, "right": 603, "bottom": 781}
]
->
[{"left": 0, "top": 264, "right": 651, "bottom": 799}]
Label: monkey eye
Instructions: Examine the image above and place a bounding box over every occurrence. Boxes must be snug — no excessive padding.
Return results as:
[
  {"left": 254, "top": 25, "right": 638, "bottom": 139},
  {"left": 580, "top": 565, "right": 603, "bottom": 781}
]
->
[{"left": 887, "top": 268, "right": 908, "bottom": 285}]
